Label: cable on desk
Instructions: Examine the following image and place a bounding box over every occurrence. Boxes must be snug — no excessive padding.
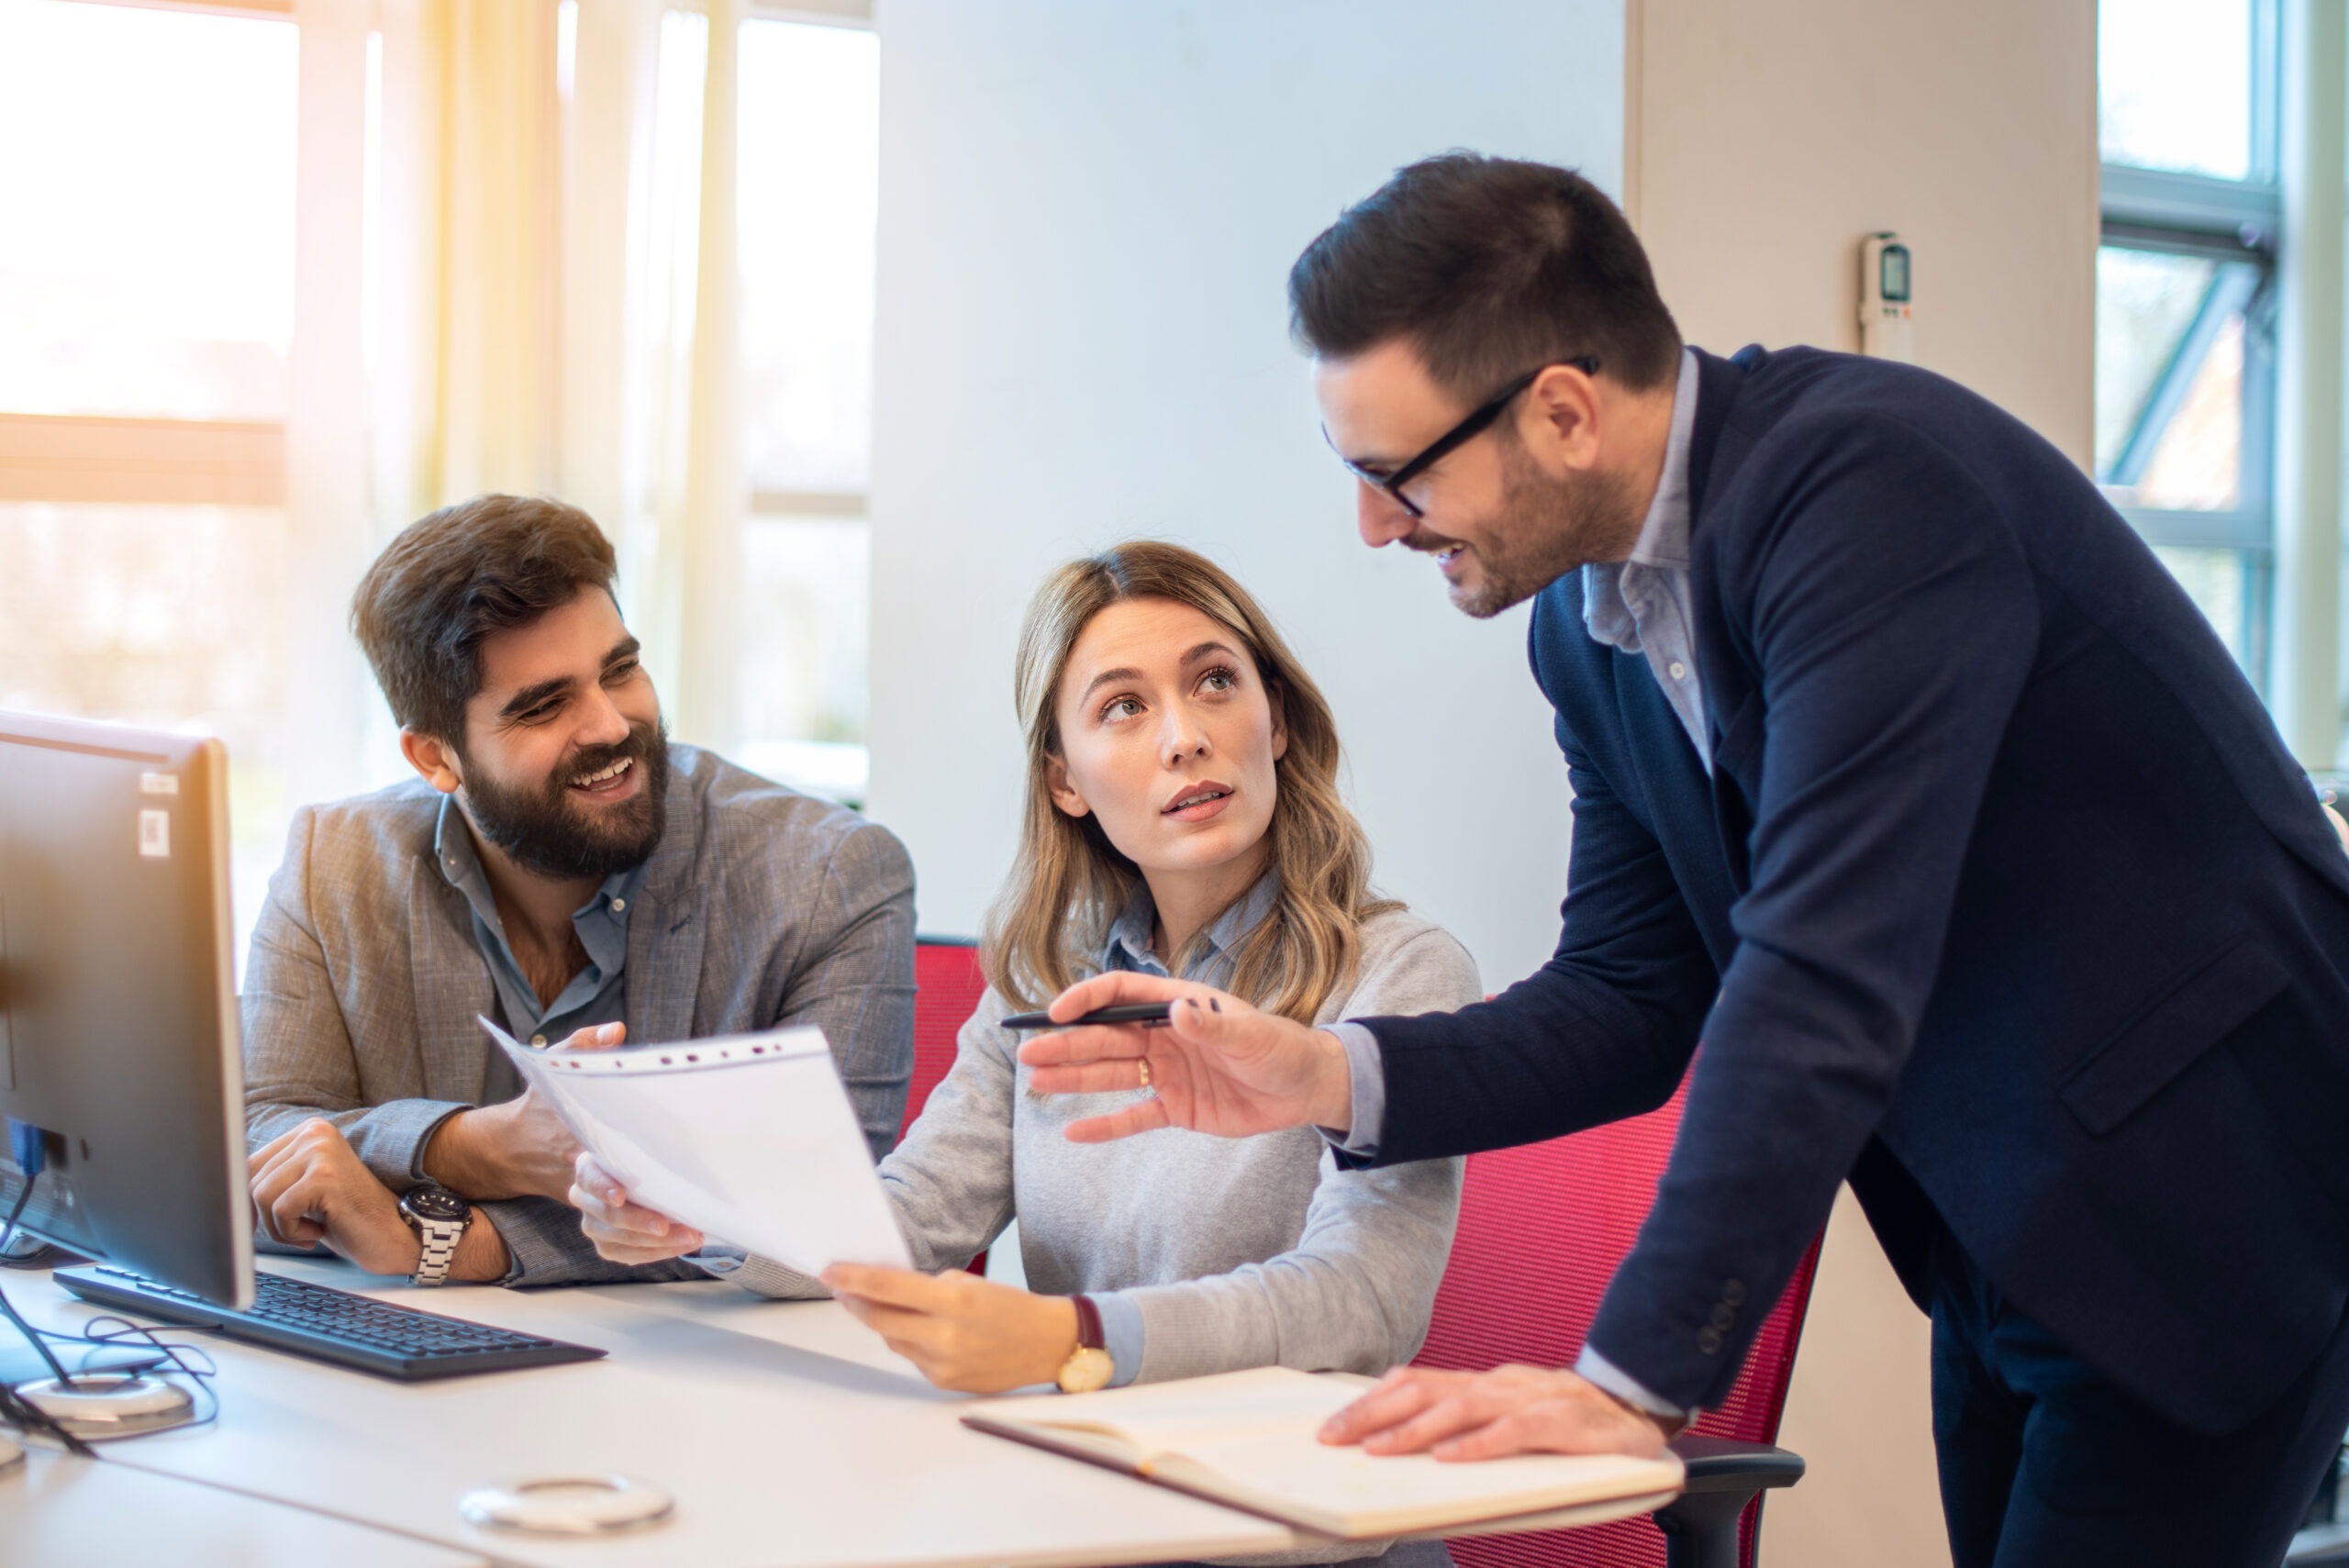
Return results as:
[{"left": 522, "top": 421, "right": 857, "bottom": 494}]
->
[
  {"left": 28, "top": 1315, "right": 221, "bottom": 1440},
  {"left": 0, "top": 1176, "right": 97, "bottom": 1457}
]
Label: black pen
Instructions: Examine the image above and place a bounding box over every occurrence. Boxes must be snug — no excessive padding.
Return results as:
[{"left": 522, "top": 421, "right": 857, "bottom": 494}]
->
[{"left": 1000, "top": 1002, "right": 1176, "bottom": 1030}]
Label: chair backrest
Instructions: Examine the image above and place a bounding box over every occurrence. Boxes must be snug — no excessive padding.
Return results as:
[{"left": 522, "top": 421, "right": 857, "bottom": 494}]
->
[
  {"left": 908, "top": 936, "right": 990, "bottom": 1138},
  {"left": 908, "top": 936, "right": 995, "bottom": 1274},
  {"left": 1415, "top": 1072, "right": 1822, "bottom": 1568}
]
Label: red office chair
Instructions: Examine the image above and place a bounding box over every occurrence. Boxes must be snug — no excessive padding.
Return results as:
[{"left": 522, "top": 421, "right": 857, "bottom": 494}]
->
[
  {"left": 911, "top": 935, "right": 993, "bottom": 1272},
  {"left": 1418, "top": 1071, "right": 1820, "bottom": 1568},
  {"left": 909, "top": 935, "right": 990, "bottom": 1134}
]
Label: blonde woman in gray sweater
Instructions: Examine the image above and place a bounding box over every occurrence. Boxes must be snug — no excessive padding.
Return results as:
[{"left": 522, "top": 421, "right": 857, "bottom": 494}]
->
[{"left": 575, "top": 542, "right": 1475, "bottom": 1564}]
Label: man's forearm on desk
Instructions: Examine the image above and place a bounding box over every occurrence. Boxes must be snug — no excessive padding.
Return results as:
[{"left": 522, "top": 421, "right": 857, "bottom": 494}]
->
[{"left": 245, "top": 1096, "right": 467, "bottom": 1193}]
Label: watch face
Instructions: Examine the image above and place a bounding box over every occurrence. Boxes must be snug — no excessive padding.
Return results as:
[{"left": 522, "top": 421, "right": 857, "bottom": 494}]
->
[
  {"left": 1057, "top": 1346, "right": 1114, "bottom": 1396},
  {"left": 403, "top": 1184, "right": 470, "bottom": 1223}
]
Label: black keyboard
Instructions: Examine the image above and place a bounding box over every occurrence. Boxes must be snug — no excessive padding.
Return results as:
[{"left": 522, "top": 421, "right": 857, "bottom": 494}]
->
[{"left": 52, "top": 1264, "right": 607, "bottom": 1381}]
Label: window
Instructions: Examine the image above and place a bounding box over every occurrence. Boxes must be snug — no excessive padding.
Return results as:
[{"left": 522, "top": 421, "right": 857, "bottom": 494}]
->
[
  {"left": 609, "top": 4, "right": 879, "bottom": 806},
  {"left": 2096, "top": 0, "right": 2279, "bottom": 680},
  {"left": 0, "top": 0, "right": 303, "bottom": 974},
  {"left": 734, "top": 14, "right": 879, "bottom": 806},
  {"left": 1, "top": 0, "right": 883, "bottom": 979}
]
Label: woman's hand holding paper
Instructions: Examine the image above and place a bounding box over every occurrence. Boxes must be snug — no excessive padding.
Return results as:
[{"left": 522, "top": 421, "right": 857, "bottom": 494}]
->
[
  {"left": 572, "top": 1150, "right": 706, "bottom": 1264},
  {"left": 824, "top": 1262, "right": 1082, "bottom": 1393}
]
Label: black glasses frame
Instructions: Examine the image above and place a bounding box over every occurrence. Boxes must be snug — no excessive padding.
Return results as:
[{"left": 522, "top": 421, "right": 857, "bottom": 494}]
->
[{"left": 1331, "top": 356, "right": 1601, "bottom": 519}]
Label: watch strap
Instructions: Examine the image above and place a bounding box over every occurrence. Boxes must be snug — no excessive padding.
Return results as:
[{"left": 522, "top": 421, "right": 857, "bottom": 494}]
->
[
  {"left": 1056, "top": 1296, "right": 1115, "bottom": 1395},
  {"left": 410, "top": 1213, "right": 464, "bottom": 1284},
  {"left": 1071, "top": 1293, "right": 1106, "bottom": 1351},
  {"left": 402, "top": 1188, "right": 470, "bottom": 1286}
]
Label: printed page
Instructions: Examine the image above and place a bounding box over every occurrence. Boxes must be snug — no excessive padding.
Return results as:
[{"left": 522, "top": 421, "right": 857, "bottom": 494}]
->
[{"left": 484, "top": 1018, "right": 910, "bottom": 1277}]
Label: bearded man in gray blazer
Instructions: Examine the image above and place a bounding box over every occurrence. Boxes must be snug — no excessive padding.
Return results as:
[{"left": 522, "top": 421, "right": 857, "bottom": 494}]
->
[{"left": 241, "top": 494, "right": 916, "bottom": 1288}]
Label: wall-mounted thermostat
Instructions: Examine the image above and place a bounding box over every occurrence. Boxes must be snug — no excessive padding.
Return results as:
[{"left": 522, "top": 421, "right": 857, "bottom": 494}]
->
[{"left": 1859, "top": 232, "right": 1913, "bottom": 361}]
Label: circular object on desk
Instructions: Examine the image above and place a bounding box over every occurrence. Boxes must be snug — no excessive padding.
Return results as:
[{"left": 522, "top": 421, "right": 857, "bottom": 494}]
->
[
  {"left": 459, "top": 1474, "right": 675, "bottom": 1535},
  {"left": 14, "top": 1373, "right": 195, "bottom": 1437}
]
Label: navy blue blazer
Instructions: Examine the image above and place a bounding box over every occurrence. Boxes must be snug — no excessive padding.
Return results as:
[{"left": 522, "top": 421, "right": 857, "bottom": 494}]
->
[{"left": 1356, "top": 345, "right": 2349, "bottom": 1434}]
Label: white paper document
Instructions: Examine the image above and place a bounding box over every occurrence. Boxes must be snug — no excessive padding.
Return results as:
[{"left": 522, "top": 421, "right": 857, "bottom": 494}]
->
[{"left": 483, "top": 1018, "right": 911, "bottom": 1277}]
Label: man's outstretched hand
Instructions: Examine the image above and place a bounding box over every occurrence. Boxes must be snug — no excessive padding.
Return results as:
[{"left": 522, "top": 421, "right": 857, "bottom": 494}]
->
[
  {"left": 1318, "top": 1364, "right": 1671, "bottom": 1462},
  {"left": 1013, "top": 971, "right": 1354, "bottom": 1142},
  {"left": 421, "top": 1021, "right": 626, "bottom": 1201}
]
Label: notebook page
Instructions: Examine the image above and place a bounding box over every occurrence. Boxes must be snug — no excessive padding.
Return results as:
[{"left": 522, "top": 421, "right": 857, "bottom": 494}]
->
[
  {"left": 969, "top": 1366, "right": 1371, "bottom": 1453},
  {"left": 484, "top": 1018, "right": 911, "bottom": 1277},
  {"left": 1163, "top": 1432, "right": 1683, "bottom": 1538}
]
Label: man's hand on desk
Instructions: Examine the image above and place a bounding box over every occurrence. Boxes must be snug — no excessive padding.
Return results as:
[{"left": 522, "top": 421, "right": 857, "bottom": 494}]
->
[
  {"left": 247, "top": 1119, "right": 510, "bottom": 1283},
  {"left": 1317, "top": 1364, "right": 1671, "bottom": 1462},
  {"left": 421, "top": 1021, "right": 626, "bottom": 1201},
  {"left": 571, "top": 1151, "right": 704, "bottom": 1265},
  {"left": 1014, "top": 973, "right": 1353, "bottom": 1142}
]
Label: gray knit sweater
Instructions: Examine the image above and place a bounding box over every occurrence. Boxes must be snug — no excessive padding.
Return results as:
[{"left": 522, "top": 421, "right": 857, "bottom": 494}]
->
[{"left": 727, "top": 884, "right": 1477, "bottom": 1389}]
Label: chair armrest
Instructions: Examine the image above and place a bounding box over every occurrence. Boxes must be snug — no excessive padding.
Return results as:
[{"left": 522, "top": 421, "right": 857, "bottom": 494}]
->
[
  {"left": 1653, "top": 1437, "right": 1806, "bottom": 1568},
  {"left": 1667, "top": 1433, "right": 1807, "bottom": 1494}
]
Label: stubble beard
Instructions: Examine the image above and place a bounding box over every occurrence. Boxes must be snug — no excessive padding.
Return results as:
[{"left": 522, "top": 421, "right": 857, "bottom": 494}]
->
[
  {"left": 1446, "top": 440, "right": 1644, "bottom": 620},
  {"left": 460, "top": 718, "right": 672, "bottom": 881}
]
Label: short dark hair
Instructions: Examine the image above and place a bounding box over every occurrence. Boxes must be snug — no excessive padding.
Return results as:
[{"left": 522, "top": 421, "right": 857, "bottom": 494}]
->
[
  {"left": 1288, "top": 153, "right": 1682, "bottom": 400},
  {"left": 351, "top": 494, "right": 618, "bottom": 745}
]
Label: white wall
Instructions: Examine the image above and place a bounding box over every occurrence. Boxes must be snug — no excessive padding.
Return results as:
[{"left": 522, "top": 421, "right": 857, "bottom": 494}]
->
[
  {"left": 1623, "top": 5, "right": 2099, "bottom": 1565},
  {"left": 1626, "top": 0, "right": 2098, "bottom": 462},
  {"left": 864, "top": 0, "right": 1624, "bottom": 985}
]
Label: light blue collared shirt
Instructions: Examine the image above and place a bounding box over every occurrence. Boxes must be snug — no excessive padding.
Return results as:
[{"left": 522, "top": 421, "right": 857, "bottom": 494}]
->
[
  {"left": 1321, "top": 349, "right": 1706, "bottom": 1421},
  {"left": 1085, "top": 873, "right": 1284, "bottom": 1384},
  {"left": 425, "top": 797, "right": 649, "bottom": 1285},
  {"left": 430, "top": 795, "right": 647, "bottom": 1087},
  {"left": 1581, "top": 346, "right": 1709, "bottom": 773}
]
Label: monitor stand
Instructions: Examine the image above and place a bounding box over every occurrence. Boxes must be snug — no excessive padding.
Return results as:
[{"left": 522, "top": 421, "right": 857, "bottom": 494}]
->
[{"left": 15, "top": 1373, "right": 195, "bottom": 1439}]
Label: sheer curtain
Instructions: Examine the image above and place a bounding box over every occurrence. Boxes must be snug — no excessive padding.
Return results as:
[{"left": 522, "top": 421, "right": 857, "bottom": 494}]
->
[{"left": 365, "top": 0, "right": 747, "bottom": 753}]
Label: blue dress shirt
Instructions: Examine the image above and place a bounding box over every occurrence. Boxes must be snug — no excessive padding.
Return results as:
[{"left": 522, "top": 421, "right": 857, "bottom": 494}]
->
[
  {"left": 1321, "top": 348, "right": 1705, "bottom": 1421},
  {"left": 1085, "top": 873, "right": 1286, "bottom": 1382},
  {"left": 430, "top": 795, "right": 647, "bottom": 1069}
]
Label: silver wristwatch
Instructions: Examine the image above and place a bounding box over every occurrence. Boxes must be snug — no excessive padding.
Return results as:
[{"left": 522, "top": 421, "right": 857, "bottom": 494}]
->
[{"left": 397, "top": 1182, "right": 472, "bottom": 1286}]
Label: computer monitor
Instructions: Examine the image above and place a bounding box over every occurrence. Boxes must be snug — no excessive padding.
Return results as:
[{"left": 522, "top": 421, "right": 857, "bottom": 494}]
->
[{"left": 0, "top": 709, "right": 253, "bottom": 1311}]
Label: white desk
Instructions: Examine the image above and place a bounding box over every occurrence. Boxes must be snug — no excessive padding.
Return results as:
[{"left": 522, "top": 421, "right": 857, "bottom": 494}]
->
[
  {"left": 0, "top": 1443, "right": 487, "bottom": 1567},
  {"left": 10, "top": 1260, "right": 1661, "bottom": 1568},
  {"left": 12, "top": 1259, "right": 1299, "bottom": 1568}
]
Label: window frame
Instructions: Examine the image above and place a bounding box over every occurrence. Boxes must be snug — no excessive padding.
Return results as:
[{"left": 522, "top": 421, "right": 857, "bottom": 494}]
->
[
  {"left": 732, "top": 0, "right": 877, "bottom": 803},
  {"left": 0, "top": 0, "right": 301, "bottom": 509},
  {"left": 2096, "top": 0, "right": 2282, "bottom": 684},
  {"left": 741, "top": 0, "right": 874, "bottom": 530}
]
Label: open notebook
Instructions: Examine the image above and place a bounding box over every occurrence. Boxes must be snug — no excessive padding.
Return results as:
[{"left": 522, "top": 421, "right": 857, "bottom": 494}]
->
[{"left": 963, "top": 1366, "right": 1684, "bottom": 1539}]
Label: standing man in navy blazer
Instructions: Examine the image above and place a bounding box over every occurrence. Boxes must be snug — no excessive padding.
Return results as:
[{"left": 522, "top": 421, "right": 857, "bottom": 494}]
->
[{"left": 1024, "top": 155, "right": 2349, "bottom": 1566}]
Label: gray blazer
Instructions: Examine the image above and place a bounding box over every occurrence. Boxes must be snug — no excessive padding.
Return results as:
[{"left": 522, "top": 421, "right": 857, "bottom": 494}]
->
[{"left": 241, "top": 745, "right": 918, "bottom": 1285}]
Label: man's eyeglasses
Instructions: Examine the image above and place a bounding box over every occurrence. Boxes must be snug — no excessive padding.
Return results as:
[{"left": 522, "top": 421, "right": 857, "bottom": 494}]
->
[{"left": 1330, "top": 356, "right": 1601, "bottom": 519}]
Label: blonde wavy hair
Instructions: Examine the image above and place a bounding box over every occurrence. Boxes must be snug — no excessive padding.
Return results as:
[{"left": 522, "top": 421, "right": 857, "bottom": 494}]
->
[{"left": 982, "top": 540, "right": 1400, "bottom": 1024}]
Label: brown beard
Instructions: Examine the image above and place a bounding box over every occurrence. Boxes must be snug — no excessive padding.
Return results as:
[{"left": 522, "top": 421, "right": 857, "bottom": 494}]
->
[
  {"left": 459, "top": 719, "right": 671, "bottom": 880},
  {"left": 1448, "top": 437, "right": 1645, "bottom": 619}
]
